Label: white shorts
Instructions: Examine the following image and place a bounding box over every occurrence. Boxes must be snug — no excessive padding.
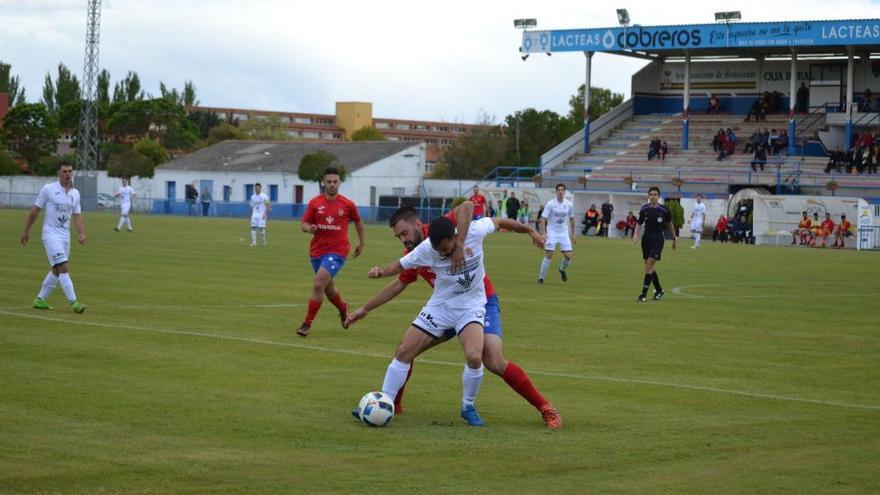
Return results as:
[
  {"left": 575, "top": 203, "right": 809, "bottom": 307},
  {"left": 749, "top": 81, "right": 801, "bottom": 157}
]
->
[
  {"left": 412, "top": 303, "right": 485, "bottom": 339},
  {"left": 545, "top": 232, "right": 573, "bottom": 252},
  {"left": 120, "top": 203, "right": 131, "bottom": 216},
  {"left": 251, "top": 215, "right": 266, "bottom": 229},
  {"left": 43, "top": 237, "right": 70, "bottom": 267},
  {"left": 690, "top": 219, "right": 704, "bottom": 233}
]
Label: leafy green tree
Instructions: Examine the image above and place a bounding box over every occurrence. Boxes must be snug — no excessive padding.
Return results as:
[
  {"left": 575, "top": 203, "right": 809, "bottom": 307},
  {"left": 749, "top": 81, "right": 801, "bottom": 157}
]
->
[
  {"left": 58, "top": 100, "right": 81, "bottom": 134},
  {"left": 207, "top": 122, "right": 244, "bottom": 143},
  {"left": 112, "top": 71, "right": 144, "bottom": 103},
  {"left": 182, "top": 81, "right": 198, "bottom": 107},
  {"left": 160, "top": 118, "right": 199, "bottom": 150},
  {"left": 133, "top": 138, "right": 168, "bottom": 165},
  {"left": 97, "top": 69, "right": 111, "bottom": 106},
  {"left": 0, "top": 149, "right": 20, "bottom": 175},
  {"left": 188, "top": 111, "right": 221, "bottom": 139},
  {"left": 0, "top": 103, "right": 59, "bottom": 167},
  {"left": 42, "top": 74, "right": 55, "bottom": 115},
  {"left": 568, "top": 85, "right": 625, "bottom": 125},
  {"left": 107, "top": 147, "right": 155, "bottom": 178},
  {"left": 503, "top": 108, "right": 575, "bottom": 166},
  {"left": 436, "top": 126, "right": 506, "bottom": 179},
  {"left": 0, "top": 62, "right": 25, "bottom": 106},
  {"left": 106, "top": 99, "right": 153, "bottom": 139},
  {"left": 42, "top": 63, "right": 81, "bottom": 118},
  {"left": 298, "top": 150, "right": 346, "bottom": 182},
  {"left": 350, "top": 126, "right": 386, "bottom": 141},
  {"left": 239, "top": 113, "right": 290, "bottom": 141}
]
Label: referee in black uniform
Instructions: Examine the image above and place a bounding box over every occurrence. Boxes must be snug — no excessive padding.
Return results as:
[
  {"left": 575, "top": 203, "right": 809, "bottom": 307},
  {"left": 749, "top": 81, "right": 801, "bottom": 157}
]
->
[{"left": 632, "top": 186, "right": 677, "bottom": 302}]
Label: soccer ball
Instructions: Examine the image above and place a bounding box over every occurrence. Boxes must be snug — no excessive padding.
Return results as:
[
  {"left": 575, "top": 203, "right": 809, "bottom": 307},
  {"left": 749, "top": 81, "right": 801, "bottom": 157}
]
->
[{"left": 357, "top": 391, "right": 395, "bottom": 427}]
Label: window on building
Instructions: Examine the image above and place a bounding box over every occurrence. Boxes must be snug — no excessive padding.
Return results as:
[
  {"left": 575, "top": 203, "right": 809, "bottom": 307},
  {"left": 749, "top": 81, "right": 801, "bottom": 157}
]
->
[
  {"left": 279, "top": 116, "right": 290, "bottom": 124},
  {"left": 294, "top": 117, "right": 312, "bottom": 124},
  {"left": 223, "top": 185, "right": 231, "bottom": 202},
  {"left": 425, "top": 162, "right": 435, "bottom": 173},
  {"left": 269, "top": 185, "right": 278, "bottom": 202},
  {"left": 375, "top": 122, "right": 390, "bottom": 129},
  {"left": 233, "top": 113, "right": 248, "bottom": 121},
  {"left": 387, "top": 136, "right": 400, "bottom": 141},
  {"left": 392, "top": 187, "right": 405, "bottom": 196},
  {"left": 287, "top": 130, "right": 300, "bottom": 137},
  {"left": 245, "top": 184, "right": 254, "bottom": 200},
  {"left": 396, "top": 124, "right": 411, "bottom": 131},
  {"left": 302, "top": 131, "right": 319, "bottom": 139}
]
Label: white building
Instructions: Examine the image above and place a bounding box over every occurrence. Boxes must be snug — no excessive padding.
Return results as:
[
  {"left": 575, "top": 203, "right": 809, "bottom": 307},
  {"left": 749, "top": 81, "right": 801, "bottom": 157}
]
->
[{"left": 151, "top": 140, "right": 427, "bottom": 212}]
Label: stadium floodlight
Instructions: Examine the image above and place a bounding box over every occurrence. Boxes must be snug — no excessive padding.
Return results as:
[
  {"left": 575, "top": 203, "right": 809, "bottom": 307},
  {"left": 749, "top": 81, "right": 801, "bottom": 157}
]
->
[
  {"left": 714, "top": 11, "right": 742, "bottom": 22},
  {"left": 616, "top": 9, "right": 630, "bottom": 26},
  {"left": 513, "top": 18, "right": 537, "bottom": 30}
]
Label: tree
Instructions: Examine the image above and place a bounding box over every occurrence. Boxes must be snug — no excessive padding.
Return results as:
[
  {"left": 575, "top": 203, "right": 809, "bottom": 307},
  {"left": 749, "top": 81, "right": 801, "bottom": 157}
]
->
[
  {"left": 97, "top": 69, "right": 111, "bottom": 106},
  {"left": 41, "top": 63, "right": 81, "bottom": 118},
  {"left": 239, "top": 113, "right": 290, "bottom": 141},
  {"left": 0, "top": 103, "right": 59, "bottom": 167},
  {"left": 298, "top": 150, "right": 346, "bottom": 182},
  {"left": 183, "top": 81, "right": 198, "bottom": 107},
  {"left": 568, "top": 85, "right": 625, "bottom": 126},
  {"left": 350, "top": 126, "right": 386, "bottom": 141},
  {"left": 188, "top": 111, "right": 221, "bottom": 139},
  {"left": 0, "top": 149, "right": 19, "bottom": 175},
  {"left": 112, "top": 71, "right": 144, "bottom": 103},
  {"left": 206, "top": 122, "right": 244, "bottom": 143},
  {"left": 436, "top": 126, "right": 506, "bottom": 179},
  {"left": 133, "top": 138, "right": 168, "bottom": 165},
  {"left": 503, "top": 108, "right": 575, "bottom": 166},
  {"left": 107, "top": 147, "right": 155, "bottom": 178},
  {"left": 160, "top": 118, "right": 199, "bottom": 151},
  {"left": 0, "top": 62, "right": 25, "bottom": 106}
]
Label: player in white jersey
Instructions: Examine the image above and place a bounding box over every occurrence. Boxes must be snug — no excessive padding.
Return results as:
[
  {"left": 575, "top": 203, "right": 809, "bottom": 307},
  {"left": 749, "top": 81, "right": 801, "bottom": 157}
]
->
[
  {"left": 20, "top": 161, "right": 87, "bottom": 313},
  {"left": 689, "top": 194, "right": 707, "bottom": 249},
  {"left": 538, "top": 183, "right": 576, "bottom": 284},
  {"left": 363, "top": 215, "right": 504, "bottom": 426},
  {"left": 249, "top": 182, "right": 271, "bottom": 246},
  {"left": 114, "top": 177, "right": 135, "bottom": 232}
]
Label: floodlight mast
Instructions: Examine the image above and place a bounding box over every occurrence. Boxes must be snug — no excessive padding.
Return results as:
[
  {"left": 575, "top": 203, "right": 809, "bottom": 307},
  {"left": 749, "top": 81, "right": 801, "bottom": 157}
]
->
[
  {"left": 76, "top": 0, "right": 102, "bottom": 211},
  {"left": 616, "top": 9, "right": 630, "bottom": 27},
  {"left": 714, "top": 11, "right": 742, "bottom": 47}
]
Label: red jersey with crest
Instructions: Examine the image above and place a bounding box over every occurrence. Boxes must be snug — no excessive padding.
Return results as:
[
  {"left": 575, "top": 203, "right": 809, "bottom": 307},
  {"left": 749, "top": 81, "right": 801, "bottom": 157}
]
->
[
  {"left": 397, "top": 210, "right": 496, "bottom": 297},
  {"left": 303, "top": 194, "right": 361, "bottom": 258}
]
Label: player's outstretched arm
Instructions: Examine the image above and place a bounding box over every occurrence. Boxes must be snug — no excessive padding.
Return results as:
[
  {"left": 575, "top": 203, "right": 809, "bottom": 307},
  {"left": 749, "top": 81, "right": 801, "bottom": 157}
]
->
[
  {"left": 20, "top": 206, "right": 41, "bottom": 246},
  {"left": 494, "top": 218, "right": 545, "bottom": 248},
  {"left": 353, "top": 219, "right": 365, "bottom": 257},
  {"left": 368, "top": 260, "right": 404, "bottom": 279},
  {"left": 345, "top": 279, "right": 410, "bottom": 327}
]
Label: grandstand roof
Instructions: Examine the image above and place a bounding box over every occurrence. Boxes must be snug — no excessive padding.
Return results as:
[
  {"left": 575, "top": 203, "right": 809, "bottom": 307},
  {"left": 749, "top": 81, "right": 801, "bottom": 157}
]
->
[
  {"left": 157, "top": 140, "right": 419, "bottom": 173},
  {"left": 521, "top": 18, "right": 880, "bottom": 59}
]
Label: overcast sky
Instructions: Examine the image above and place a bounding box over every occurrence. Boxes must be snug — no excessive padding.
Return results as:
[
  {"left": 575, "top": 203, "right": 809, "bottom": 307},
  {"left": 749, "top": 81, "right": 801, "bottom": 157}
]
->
[{"left": 2, "top": 0, "right": 878, "bottom": 124}]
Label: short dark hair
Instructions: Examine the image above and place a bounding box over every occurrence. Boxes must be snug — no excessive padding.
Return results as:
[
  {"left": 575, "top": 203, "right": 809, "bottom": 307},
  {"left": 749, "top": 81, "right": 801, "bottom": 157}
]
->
[
  {"left": 428, "top": 216, "right": 455, "bottom": 249},
  {"left": 648, "top": 186, "right": 661, "bottom": 194},
  {"left": 841, "top": 214, "right": 847, "bottom": 219},
  {"left": 555, "top": 183, "right": 565, "bottom": 191},
  {"left": 389, "top": 206, "right": 419, "bottom": 227},
  {"left": 255, "top": 182, "right": 261, "bottom": 187},
  {"left": 58, "top": 160, "right": 73, "bottom": 170},
  {"left": 323, "top": 167, "right": 340, "bottom": 178}
]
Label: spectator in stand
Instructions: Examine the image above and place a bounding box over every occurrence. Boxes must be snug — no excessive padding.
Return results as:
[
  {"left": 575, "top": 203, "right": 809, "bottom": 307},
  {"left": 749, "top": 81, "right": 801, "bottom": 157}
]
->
[
  {"left": 859, "top": 89, "right": 873, "bottom": 112},
  {"left": 495, "top": 199, "right": 504, "bottom": 218},
  {"left": 760, "top": 127, "right": 770, "bottom": 147},
  {"left": 767, "top": 128, "right": 779, "bottom": 150},
  {"left": 712, "top": 129, "right": 726, "bottom": 153},
  {"left": 832, "top": 214, "right": 852, "bottom": 248},
  {"left": 769, "top": 91, "right": 783, "bottom": 113},
  {"left": 659, "top": 141, "right": 668, "bottom": 160},
  {"left": 745, "top": 96, "right": 762, "bottom": 122},
  {"left": 599, "top": 198, "right": 614, "bottom": 238},
  {"left": 713, "top": 214, "right": 729, "bottom": 242},
  {"left": 868, "top": 144, "right": 879, "bottom": 174},
  {"left": 469, "top": 186, "right": 488, "bottom": 219},
  {"left": 506, "top": 191, "right": 521, "bottom": 222},
  {"left": 825, "top": 147, "right": 845, "bottom": 173},
  {"left": 500, "top": 190, "right": 509, "bottom": 219},
  {"left": 772, "top": 129, "right": 789, "bottom": 155},
  {"left": 751, "top": 143, "right": 768, "bottom": 171},
  {"left": 726, "top": 128, "right": 737, "bottom": 146},
  {"left": 792, "top": 211, "right": 811, "bottom": 245},
  {"left": 808, "top": 212, "right": 822, "bottom": 246},
  {"left": 846, "top": 144, "right": 860, "bottom": 174},
  {"left": 816, "top": 213, "right": 835, "bottom": 248},
  {"left": 744, "top": 130, "right": 763, "bottom": 154},
  {"left": 707, "top": 94, "right": 721, "bottom": 114},
  {"left": 647, "top": 137, "right": 662, "bottom": 161},
  {"left": 487, "top": 202, "right": 496, "bottom": 219},
  {"left": 623, "top": 211, "right": 638, "bottom": 238},
  {"left": 731, "top": 215, "right": 752, "bottom": 244},
  {"left": 796, "top": 82, "right": 810, "bottom": 113},
  {"left": 717, "top": 132, "right": 734, "bottom": 161},
  {"left": 581, "top": 204, "right": 600, "bottom": 236}
]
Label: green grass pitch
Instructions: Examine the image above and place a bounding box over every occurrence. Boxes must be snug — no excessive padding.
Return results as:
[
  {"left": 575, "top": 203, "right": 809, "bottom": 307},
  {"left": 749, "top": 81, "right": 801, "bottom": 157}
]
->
[{"left": 1, "top": 208, "right": 878, "bottom": 494}]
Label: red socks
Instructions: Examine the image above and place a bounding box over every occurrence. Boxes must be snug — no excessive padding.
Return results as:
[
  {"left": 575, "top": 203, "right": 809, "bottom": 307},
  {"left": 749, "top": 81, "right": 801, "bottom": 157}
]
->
[
  {"left": 304, "top": 299, "right": 322, "bottom": 325},
  {"left": 327, "top": 291, "right": 346, "bottom": 312},
  {"left": 501, "top": 362, "right": 548, "bottom": 410}
]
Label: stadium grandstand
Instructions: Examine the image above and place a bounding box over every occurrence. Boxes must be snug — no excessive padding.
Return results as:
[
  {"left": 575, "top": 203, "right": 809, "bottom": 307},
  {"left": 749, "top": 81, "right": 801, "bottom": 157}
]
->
[{"left": 520, "top": 16, "right": 880, "bottom": 201}]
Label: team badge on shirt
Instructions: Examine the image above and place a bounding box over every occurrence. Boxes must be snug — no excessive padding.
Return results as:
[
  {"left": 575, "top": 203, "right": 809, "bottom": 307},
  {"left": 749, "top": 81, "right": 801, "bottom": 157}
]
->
[
  {"left": 338, "top": 208, "right": 344, "bottom": 216},
  {"left": 326, "top": 216, "right": 335, "bottom": 224}
]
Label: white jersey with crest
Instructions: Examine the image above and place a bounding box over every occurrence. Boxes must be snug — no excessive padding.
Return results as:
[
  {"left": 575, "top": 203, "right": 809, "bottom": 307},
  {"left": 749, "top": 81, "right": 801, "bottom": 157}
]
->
[
  {"left": 400, "top": 217, "right": 495, "bottom": 310},
  {"left": 34, "top": 182, "right": 81, "bottom": 240},
  {"left": 250, "top": 193, "right": 269, "bottom": 217},
  {"left": 541, "top": 198, "right": 574, "bottom": 237},
  {"left": 691, "top": 202, "right": 707, "bottom": 230}
]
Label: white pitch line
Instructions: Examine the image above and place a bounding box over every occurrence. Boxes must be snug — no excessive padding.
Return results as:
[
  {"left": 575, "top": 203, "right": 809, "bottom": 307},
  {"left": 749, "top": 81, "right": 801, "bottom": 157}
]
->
[{"left": 2, "top": 309, "right": 878, "bottom": 412}]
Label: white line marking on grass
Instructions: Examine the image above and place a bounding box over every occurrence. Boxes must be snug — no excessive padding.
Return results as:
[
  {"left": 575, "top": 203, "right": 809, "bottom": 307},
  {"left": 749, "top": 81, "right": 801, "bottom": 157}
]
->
[
  {"left": 2, "top": 309, "right": 878, "bottom": 412},
  {"left": 670, "top": 282, "right": 873, "bottom": 300}
]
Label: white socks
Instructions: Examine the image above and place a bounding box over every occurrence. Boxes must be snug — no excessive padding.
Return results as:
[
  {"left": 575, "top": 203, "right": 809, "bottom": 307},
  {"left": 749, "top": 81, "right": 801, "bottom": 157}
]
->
[
  {"left": 261, "top": 228, "right": 268, "bottom": 244},
  {"left": 461, "top": 364, "right": 484, "bottom": 407},
  {"left": 694, "top": 232, "right": 701, "bottom": 247},
  {"left": 381, "top": 358, "right": 411, "bottom": 401},
  {"left": 539, "top": 257, "right": 551, "bottom": 280},
  {"left": 38, "top": 271, "right": 59, "bottom": 299},
  {"left": 251, "top": 229, "right": 257, "bottom": 245},
  {"left": 117, "top": 216, "right": 132, "bottom": 231},
  {"left": 560, "top": 257, "right": 571, "bottom": 271},
  {"left": 58, "top": 273, "right": 77, "bottom": 303}
]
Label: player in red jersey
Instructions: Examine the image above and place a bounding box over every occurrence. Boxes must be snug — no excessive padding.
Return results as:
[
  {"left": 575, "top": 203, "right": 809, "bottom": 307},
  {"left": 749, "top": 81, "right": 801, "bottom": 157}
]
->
[
  {"left": 345, "top": 201, "right": 563, "bottom": 428},
  {"left": 296, "top": 167, "right": 365, "bottom": 337},
  {"left": 469, "top": 185, "right": 488, "bottom": 219}
]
